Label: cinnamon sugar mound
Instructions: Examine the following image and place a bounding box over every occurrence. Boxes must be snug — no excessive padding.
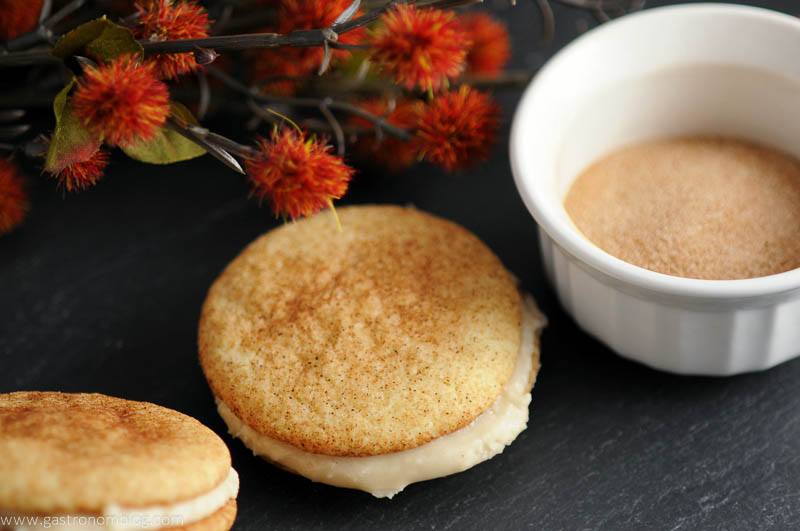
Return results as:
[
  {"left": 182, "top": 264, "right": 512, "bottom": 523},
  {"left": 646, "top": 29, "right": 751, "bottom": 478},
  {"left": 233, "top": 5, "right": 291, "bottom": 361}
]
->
[{"left": 564, "top": 136, "right": 800, "bottom": 280}]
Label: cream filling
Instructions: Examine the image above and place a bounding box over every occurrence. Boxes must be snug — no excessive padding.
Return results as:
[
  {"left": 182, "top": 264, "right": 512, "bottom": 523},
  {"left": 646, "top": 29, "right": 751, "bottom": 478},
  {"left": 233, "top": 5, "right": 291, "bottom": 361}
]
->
[
  {"left": 5, "top": 468, "right": 239, "bottom": 531},
  {"left": 219, "top": 297, "right": 545, "bottom": 498}
]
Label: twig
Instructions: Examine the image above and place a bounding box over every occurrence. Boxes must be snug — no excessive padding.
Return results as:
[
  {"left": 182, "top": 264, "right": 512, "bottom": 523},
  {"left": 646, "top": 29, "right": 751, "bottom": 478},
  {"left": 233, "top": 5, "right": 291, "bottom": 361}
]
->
[
  {"left": 39, "top": 0, "right": 53, "bottom": 24},
  {"left": 0, "top": 110, "right": 26, "bottom": 122},
  {"left": 553, "top": 0, "right": 631, "bottom": 8},
  {"left": 327, "top": 42, "right": 372, "bottom": 51},
  {"left": 465, "top": 70, "right": 536, "bottom": 89},
  {"left": 318, "top": 38, "right": 333, "bottom": 76},
  {"left": 559, "top": 0, "right": 644, "bottom": 19},
  {"left": 45, "top": 0, "right": 89, "bottom": 29},
  {"left": 140, "top": 0, "right": 403, "bottom": 54},
  {"left": 141, "top": 29, "right": 336, "bottom": 54},
  {"left": 245, "top": 98, "right": 284, "bottom": 127},
  {"left": 318, "top": 98, "right": 346, "bottom": 156},
  {"left": 0, "top": 0, "right": 640, "bottom": 67},
  {"left": 0, "top": 0, "right": 476, "bottom": 67},
  {"left": 0, "top": 136, "right": 47, "bottom": 156},
  {"left": 4, "top": 29, "right": 52, "bottom": 52},
  {"left": 301, "top": 118, "right": 373, "bottom": 138},
  {"left": 304, "top": 69, "right": 536, "bottom": 96},
  {"left": 188, "top": 126, "right": 258, "bottom": 158},
  {"left": 334, "top": 0, "right": 362, "bottom": 26},
  {"left": 536, "top": 0, "right": 555, "bottom": 45},
  {"left": 167, "top": 118, "right": 248, "bottom": 174},
  {"left": 0, "top": 124, "right": 31, "bottom": 140},
  {"left": 593, "top": 5, "right": 611, "bottom": 22},
  {"left": 207, "top": 65, "right": 411, "bottom": 140},
  {"left": 3, "top": 0, "right": 87, "bottom": 52}
]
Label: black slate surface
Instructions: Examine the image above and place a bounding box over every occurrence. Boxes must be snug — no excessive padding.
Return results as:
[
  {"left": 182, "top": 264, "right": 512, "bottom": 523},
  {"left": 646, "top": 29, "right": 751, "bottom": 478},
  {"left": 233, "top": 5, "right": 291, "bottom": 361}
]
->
[{"left": 2, "top": 1, "right": 800, "bottom": 529}]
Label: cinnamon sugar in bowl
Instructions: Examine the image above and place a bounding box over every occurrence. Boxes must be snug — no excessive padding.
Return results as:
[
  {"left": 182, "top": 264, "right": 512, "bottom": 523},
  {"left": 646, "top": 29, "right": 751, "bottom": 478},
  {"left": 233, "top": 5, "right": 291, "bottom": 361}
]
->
[
  {"left": 511, "top": 4, "right": 800, "bottom": 375},
  {"left": 564, "top": 136, "right": 800, "bottom": 281}
]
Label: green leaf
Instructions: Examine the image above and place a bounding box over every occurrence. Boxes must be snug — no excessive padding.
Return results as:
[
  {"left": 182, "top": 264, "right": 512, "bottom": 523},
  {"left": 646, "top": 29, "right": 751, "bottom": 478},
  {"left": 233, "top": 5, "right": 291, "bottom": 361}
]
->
[
  {"left": 44, "top": 79, "right": 102, "bottom": 173},
  {"left": 52, "top": 79, "right": 73, "bottom": 123},
  {"left": 120, "top": 103, "right": 206, "bottom": 164},
  {"left": 121, "top": 127, "right": 206, "bottom": 164},
  {"left": 52, "top": 17, "right": 142, "bottom": 63},
  {"left": 169, "top": 101, "right": 200, "bottom": 127}
]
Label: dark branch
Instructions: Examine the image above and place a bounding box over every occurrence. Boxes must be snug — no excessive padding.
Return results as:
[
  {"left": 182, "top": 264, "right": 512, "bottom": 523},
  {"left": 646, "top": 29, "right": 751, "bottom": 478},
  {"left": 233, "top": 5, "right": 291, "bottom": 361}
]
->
[
  {"left": 0, "top": 0, "right": 475, "bottom": 68},
  {"left": 3, "top": 0, "right": 87, "bottom": 52},
  {"left": 318, "top": 98, "right": 346, "bottom": 156},
  {"left": 207, "top": 66, "right": 411, "bottom": 140},
  {"left": 167, "top": 119, "right": 249, "bottom": 174},
  {"left": 0, "top": 49, "right": 59, "bottom": 67},
  {"left": 141, "top": 29, "right": 330, "bottom": 54},
  {"left": 536, "top": 0, "right": 555, "bottom": 45},
  {"left": 140, "top": 0, "right": 403, "bottom": 54}
]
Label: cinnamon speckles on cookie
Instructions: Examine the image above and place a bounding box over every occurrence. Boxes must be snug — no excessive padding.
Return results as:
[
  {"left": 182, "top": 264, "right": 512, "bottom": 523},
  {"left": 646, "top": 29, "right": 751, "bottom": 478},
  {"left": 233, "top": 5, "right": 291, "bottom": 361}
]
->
[
  {"left": 0, "top": 391, "right": 236, "bottom": 525},
  {"left": 199, "top": 205, "right": 523, "bottom": 457}
]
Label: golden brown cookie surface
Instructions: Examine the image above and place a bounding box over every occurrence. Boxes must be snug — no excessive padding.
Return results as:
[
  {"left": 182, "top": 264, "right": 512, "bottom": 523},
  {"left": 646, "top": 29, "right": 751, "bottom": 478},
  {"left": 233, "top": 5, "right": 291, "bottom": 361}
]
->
[
  {"left": 200, "top": 205, "right": 522, "bottom": 457},
  {"left": 0, "top": 392, "right": 232, "bottom": 515}
]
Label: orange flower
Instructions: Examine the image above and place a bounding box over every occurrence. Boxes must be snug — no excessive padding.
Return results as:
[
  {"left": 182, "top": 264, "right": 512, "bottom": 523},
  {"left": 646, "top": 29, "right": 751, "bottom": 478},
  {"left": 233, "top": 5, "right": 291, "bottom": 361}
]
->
[
  {"left": 134, "top": 0, "right": 211, "bottom": 79},
  {"left": 253, "top": 0, "right": 365, "bottom": 92},
  {"left": 460, "top": 13, "right": 511, "bottom": 76},
  {"left": 369, "top": 5, "right": 469, "bottom": 92},
  {"left": 246, "top": 129, "right": 354, "bottom": 219},
  {"left": 350, "top": 98, "right": 421, "bottom": 172},
  {"left": 277, "top": 0, "right": 365, "bottom": 52},
  {"left": 49, "top": 148, "right": 110, "bottom": 192},
  {"left": 72, "top": 54, "right": 170, "bottom": 147},
  {"left": 0, "top": 0, "right": 43, "bottom": 41},
  {"left": 415, "top": 86, "right": 499, "bottom": 171},
  {"left": 0, "top": 158, "right": 28, "bottom": 235}
]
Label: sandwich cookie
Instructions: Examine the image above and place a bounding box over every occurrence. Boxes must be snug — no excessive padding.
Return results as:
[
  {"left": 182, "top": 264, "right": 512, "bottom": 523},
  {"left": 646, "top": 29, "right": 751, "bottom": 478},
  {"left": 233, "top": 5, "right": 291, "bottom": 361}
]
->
[
  {"left": 199, "top": 205, "right": 545, "bottom": 498},
  {"left": 0, "top": 392, "right": 239, "bottom": 530}
]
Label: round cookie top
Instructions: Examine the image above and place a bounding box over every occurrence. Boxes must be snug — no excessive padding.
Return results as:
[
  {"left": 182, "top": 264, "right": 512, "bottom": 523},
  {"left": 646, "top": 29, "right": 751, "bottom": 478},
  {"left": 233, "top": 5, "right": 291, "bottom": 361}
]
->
[
  {"left": 200, "top": 205, "right": 522, "bottom": 457},
  {"left": 0, "top": 392, "right": 231, "bottom": 514}
]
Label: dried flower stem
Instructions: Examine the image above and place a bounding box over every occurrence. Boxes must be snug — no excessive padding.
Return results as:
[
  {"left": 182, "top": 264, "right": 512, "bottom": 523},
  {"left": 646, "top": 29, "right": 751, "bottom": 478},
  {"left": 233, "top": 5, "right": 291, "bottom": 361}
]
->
[
  {"left": 318, "top": 99, "right": 346, "bottom": 156},
  {"left": 554, "top": 0, "right": 640, "bottom": 9},
  {"left": 3, "top": 0, "right": 87, "bottom": 52},
  {"left": 0, "top": 49, "right": 60, "bottom": 67},
  {"left": 206, "top": 66, "right": 411, "bottom": 140},
  {"left": 536, "top": 0, "right": 555, "bottom": 44},
  {"left": 140, "top": 0, "right": 480, "bottom": 53},
  {"left": 0, "top": 0, "right": 480, "bottom": 68},
  {"left": 192, "top": 127, "right": 257, "bottom": 159},
  {"left": 0, "top": 136, "right": 48, "bottom": 157},
  {"left": 167, "top": 119, "right": 251, "bottom": 174},
  {"left": 554, "top": 0, "right": 645, "bottom": 21},
  {"left": 312, "top": 69, "right": 536, "bottom": 96},
  {"left": 300, "top": 118, "right": 373, "bottom": 138}
]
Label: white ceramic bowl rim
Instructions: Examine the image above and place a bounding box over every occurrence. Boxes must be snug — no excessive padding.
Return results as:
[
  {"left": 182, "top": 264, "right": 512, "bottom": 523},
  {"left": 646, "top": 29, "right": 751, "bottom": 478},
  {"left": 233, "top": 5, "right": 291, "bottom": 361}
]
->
[{"left": 511, "top": 3, "right": 800, "bottom": 301}]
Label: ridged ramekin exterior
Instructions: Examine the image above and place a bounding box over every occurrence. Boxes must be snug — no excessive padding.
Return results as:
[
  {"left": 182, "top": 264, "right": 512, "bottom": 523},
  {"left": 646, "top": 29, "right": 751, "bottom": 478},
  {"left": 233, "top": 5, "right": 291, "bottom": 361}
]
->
[{"left": 538, "top": 228, "right": 800, "bottom": 375}]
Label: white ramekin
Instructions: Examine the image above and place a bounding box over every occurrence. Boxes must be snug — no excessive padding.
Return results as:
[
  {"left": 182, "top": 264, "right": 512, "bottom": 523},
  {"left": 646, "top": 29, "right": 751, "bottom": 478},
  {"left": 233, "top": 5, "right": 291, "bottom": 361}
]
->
[{"left": 510, "top": 4, "right": 800, "bottom": 375}]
